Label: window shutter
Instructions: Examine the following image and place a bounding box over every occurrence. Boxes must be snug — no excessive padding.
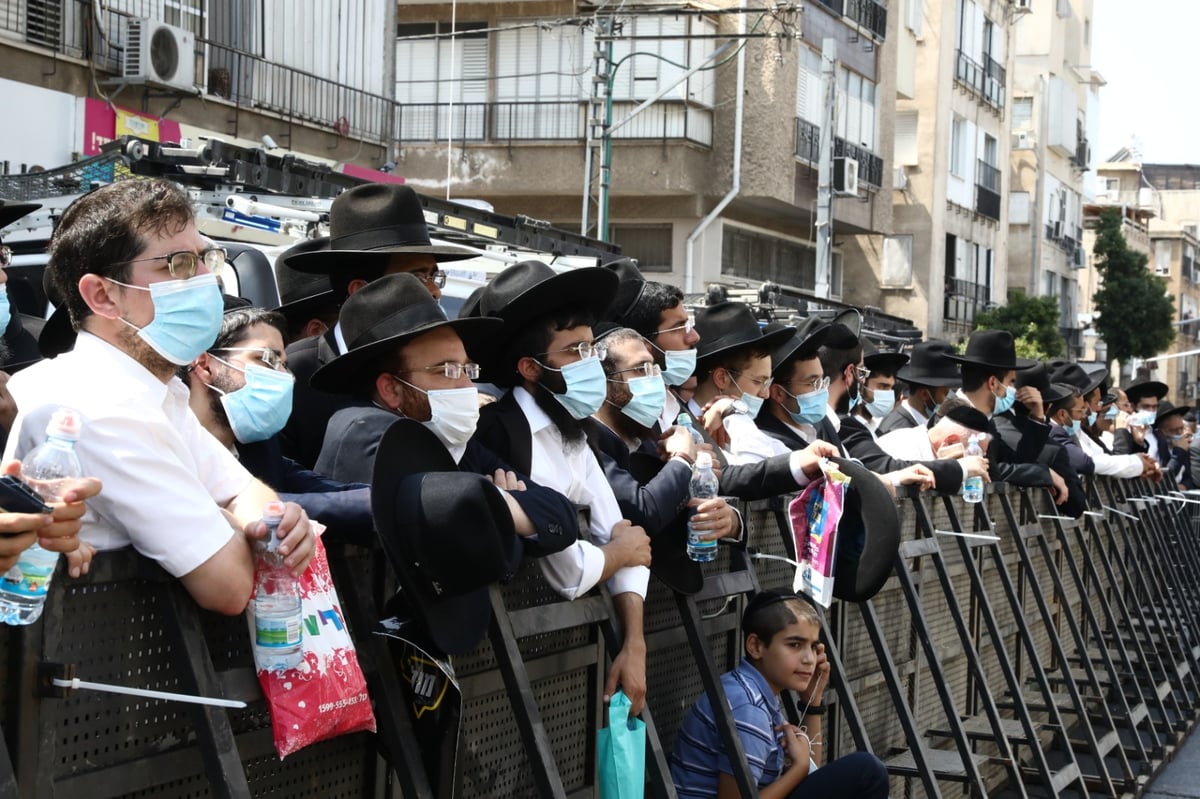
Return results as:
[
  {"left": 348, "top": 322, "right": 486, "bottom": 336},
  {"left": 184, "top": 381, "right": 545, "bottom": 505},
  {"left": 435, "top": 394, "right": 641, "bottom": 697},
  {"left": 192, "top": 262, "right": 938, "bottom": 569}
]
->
[{"left": 895, "top": 111, "right": 918, "bottom": 166}]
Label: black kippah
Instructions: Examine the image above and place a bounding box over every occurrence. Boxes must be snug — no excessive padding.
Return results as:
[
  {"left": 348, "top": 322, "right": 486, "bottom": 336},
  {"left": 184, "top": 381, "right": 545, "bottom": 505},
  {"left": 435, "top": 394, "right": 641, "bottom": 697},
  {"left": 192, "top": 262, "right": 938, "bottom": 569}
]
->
[{"left": 944, "top": 404, "right": 989, "bottom": 433}]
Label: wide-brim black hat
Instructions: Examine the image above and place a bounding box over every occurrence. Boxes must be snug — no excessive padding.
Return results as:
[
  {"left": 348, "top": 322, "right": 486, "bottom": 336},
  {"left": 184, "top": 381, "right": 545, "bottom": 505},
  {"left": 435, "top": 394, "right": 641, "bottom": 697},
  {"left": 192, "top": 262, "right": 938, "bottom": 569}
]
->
[
  {"left": 601, "top": 257, "right": 647, "bottom": 325},
  {"left": 829, "top": 457, "right": 900, "bottom": 602},
  {"left": 287, "top": 183, "right": 476, "bottom": 273},
  {"left": 1156, "top": 401, "right": 1191, "bottom": 427},
  {"left": 862, "top": 340, "right": 910, "bottom": 376},
  {"left": 694, "top": 302, "right": 793, "bottom": 368},
  {"left": 478, "top": 260, "right": 618, "bottom": 330},
  {"left": 310, "top": 273, "right": 502, "bottom": 392},
  {"left": 0, "top": 200, "right": 40, "bottom": 231},
  {"left": 767, "top": 317, "right": 829, "bottom": 378},
  {"left": 945, "top": 330, "right": 1036, "bottom": 370},
  {"left": 274, "top": 236, "right": 336, "bottom": 322},
  {"left": 1045, "top": 381, "right": 1079, "bottom": 406},
  {"left": 1017, "top": 362, "right": 1072, "bottom": 404},
  {"left": 1124, "top": 378, "right": 1169, "bottom": 404},
  {"left": 1051, "top": 362, "right": 1106, "bottom": 397},
  {"left": 371, "top": 420, "right": 521, "bottom": 655},
  {"left": 896, "top": 339, "right": 961, "bottom": 388}
]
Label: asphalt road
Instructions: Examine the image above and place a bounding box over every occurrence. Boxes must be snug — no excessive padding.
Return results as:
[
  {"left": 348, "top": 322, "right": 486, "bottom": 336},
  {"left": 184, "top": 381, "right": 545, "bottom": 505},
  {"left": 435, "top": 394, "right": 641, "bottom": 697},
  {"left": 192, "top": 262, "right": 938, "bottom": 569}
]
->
[{"left": 1145, "top": 730, "right": 1200, "bottom": 798}]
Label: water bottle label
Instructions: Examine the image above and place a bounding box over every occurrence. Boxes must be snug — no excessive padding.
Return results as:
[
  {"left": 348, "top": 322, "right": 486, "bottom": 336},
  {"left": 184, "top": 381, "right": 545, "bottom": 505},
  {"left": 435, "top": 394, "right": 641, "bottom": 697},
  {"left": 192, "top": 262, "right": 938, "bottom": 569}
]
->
[
  {"left": 256, "top": 617, "right": 301, "bottom": 648},
  {"left": 1, "top": 550, "right": 58, "bottom": 599}
]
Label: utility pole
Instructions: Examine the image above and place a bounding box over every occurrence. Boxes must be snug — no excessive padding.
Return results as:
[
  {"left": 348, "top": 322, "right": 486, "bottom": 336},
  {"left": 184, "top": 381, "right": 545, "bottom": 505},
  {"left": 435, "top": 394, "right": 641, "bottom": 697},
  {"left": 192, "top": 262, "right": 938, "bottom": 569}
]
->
[
  {"left": 581, "top": 19, "right": 612, "bottom": 238},
  {"left": 814, "top": 38, "right": 837, "bottom": 300}
]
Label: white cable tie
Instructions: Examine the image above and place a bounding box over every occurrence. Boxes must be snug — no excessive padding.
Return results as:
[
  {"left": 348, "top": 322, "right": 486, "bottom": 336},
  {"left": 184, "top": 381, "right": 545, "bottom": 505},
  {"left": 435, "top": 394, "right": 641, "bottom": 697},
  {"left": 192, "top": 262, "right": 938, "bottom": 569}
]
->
[
  {"left": 751, "top": 552, "right": 803, "bottom": 569},
  {"left": 934, "top": 529, "right": 1001, "bottom": 542},
  {"left": 1163, "top": 494, "right": 1200, "bottom": 505},
  {"left": 52, "top": 677, "right": 246, "bottom": 709},
  {"left": 1101, "top": 505, "right": 1139, "bottom": 521},
  {"left": 1037, "top": 514, "right": 1076, "bottom": 521},
  {"left": 1083, "top": 511, "right": 1105, "bottom": 518}
]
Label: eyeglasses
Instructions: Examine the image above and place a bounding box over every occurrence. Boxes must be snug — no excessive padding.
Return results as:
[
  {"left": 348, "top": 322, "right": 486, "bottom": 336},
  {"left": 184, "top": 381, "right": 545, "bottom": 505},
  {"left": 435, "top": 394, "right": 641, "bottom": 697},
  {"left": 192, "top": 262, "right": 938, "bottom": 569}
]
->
[
  {"left": 792, "top": 375, "right": 831, "bottom": 392},
  {"left": 610, "top": 362, "right": 662, "bottom": 379},
  {"left": 116, "top": 247, "right": 228, "bottom": 280},
  {"left": 653, "top": 317, "right": 695, "bottom": 338},
  {"left": 210, "top": 347, "right": 288, "bottom": 372},
  {"left": 536, "top": 341, "right": 607, "bottom": 362},
  {"left": 854, "top": 365, "right": 872, "bottom": 383},
  {"left": 727, "top": 368, "right": 773, "bottom": 391},
  {"left": 0, "top": 245, "right": 11, "bottom": 268},
  {"left": 411, "top": 269, "right": 447, "bottom": 289},
  {"left": 400, "top": 361, "right": 481, "bottom": 380}
]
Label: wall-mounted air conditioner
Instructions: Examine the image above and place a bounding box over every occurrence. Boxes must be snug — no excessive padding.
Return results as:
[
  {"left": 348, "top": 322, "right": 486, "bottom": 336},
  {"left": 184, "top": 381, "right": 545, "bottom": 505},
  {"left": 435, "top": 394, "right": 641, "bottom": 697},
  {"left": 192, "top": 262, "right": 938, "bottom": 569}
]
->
[
  {"left": 1014, "top": 0, "right": 1033, "bottom": 13},
  {"left": 1012, "top": 130, "right": 1035, "bottom": 151},
  {"left": 833, "top": 157, "right": 859, "bottom": 196},
  {"left": 123, "top": 19, "right": 195, "bottom": 92},
  {"left": 893, "top": 166, "right": 908, "bottom": 191}
]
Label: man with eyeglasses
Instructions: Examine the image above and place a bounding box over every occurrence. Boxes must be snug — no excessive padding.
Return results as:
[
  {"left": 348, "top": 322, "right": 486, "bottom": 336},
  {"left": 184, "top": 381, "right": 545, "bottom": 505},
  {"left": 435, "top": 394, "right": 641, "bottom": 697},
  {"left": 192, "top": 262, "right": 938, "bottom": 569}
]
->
[
  {"left": 5, "top": 180, "right": 317, "bottom": 616},
  {"left": 279, "top": 183, "right": 478, "bottom": 469},
  {"left": 471, "top": 260, "right": 655, "bottom": 717},
  {"left": 182, "top": 304, "right": 375, "bottom": 546}
]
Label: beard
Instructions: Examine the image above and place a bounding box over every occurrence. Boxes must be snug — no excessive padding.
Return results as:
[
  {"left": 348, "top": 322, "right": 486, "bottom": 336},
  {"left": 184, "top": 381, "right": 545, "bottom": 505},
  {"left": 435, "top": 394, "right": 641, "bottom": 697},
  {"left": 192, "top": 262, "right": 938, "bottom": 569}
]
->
[
  {"left": 530, "top": 369, "right": 590, "bottom": 444},
  {"left": 119, "top": 321, "right": 178, "bottom": 379}
]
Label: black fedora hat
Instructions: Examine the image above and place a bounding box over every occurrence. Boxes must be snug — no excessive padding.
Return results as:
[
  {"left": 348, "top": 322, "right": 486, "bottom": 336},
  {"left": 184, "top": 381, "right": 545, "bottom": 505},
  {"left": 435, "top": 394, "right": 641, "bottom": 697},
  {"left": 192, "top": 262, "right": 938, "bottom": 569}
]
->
[
  {"left": 478, "top": 260, "right": 618, "bottom": 330},
  {"left": 896, "top": 340, "right": 961, "bottom": 388},
  {"left": 287, "top": 183, "right": 476, "bottom": 274},
  {"left": 274, "top": 237, "right": 336, "bottom": 323},
  {"left": 0, "top": 200, "right": 40, "bottom": 231},
  {"left": 945, "top": 329, "right": 1036, "bottom": 370},
  {"left": 694, "top": 302, "right": 794, "bottom": 368},
  {"left": 1051, "top": 362, "right": 1106, "bottom": 397},
  {"left": 371, "top": 420, "right": 522, "bottom": 655},
  {"left": 766, "top": 317, "right": 828, "bottom": 378},
  {"left": 862, "top": 340, "right": 909, "bottom": 376},
  {"left": 1016, "top": 362, "right": 1073, "bottom": 404},
  {"left": 310, "top": 273, "right": 502, "bottom": 392},
  {"left": 828, "top": 457, "right": 900, "bottom": 602},
  {"left": 1124, "top": 378, "right": 1169, "bottom": 404},
  {"left": 601, "top": 257, "right": 647, "bottom": 325},
  {"left": 1155, "top": 400, "right": 1191, "bottom": 427}
]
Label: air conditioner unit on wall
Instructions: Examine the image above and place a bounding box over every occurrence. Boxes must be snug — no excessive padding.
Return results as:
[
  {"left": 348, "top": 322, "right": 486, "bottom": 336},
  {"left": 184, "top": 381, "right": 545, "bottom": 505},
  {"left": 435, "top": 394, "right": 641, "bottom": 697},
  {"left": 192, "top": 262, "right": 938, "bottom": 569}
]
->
[
  {"left": 1014, "top": 0, "right": 1033, "bottom": 12},
  {"left": 123, "top": 19, "right": 196, "bottom": 93},
  {"left": 1012, "top": 130, "right": 1035, "bottom": 151},
  {"left": 833, "top": 157, "right": 859, "bottom": 196},
  {"left": 893, "top": 165, "right": 908, "bottom": 191}
]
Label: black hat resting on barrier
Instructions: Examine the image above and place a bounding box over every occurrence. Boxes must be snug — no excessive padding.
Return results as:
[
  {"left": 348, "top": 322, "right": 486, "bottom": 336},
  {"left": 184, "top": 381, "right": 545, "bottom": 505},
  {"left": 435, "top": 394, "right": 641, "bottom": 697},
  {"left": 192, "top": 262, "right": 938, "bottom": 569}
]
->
[
  {"left": 828, "top": 457, "right": 901, "bottom": 603},
  {"left": 371, "top": 419, "right": 523, "bottom": 655}
]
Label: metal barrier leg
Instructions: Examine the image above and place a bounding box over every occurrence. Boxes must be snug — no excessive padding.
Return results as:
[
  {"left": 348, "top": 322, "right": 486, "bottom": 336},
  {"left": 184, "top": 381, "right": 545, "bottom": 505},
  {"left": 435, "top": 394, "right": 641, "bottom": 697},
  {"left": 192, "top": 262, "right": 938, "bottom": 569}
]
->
[{"left": 0, "top": 711, "right": 15, "bottom": 799}]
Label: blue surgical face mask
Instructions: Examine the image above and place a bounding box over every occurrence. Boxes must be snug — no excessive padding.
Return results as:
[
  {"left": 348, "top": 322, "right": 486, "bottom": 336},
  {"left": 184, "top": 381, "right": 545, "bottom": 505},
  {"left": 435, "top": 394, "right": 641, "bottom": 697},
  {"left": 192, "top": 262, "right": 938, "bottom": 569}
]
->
[
  {"left": 1068, "top": 419, "right": 1081, "bottom": 437},
  {"left": 659, "top": 346, "right": 697, "bottom": 387},
  {"left": 1087, "top": 411, "right": 1098, "bottom": 427},
  {"left": 1104, "top": 405, "right": 1119, "bottom": 420},
  {"left": 0, "top": 286, "right": 11, "bottom": 334},
  {"left": 112, "top": 274, "right": 224, "bottom": 365},
  {"left": 729, "top": 374, "right": 765, "bottom": 418},
  {"left": 208, "top": 358, "right": 296, "bottom": 443},
  {"left": 866, "top": 390, "right": 895, "bottom": 418},
  {"left": 611, "top": 373, "right": 666, "bottom": 429},
  {"left": 992, "top": 384, "right": 1017, "bottom": 416},
  {"left": 542, "top": 355, "right": 608, "bottom": 419},
  {"left": 783, "top": 386, "right": 829, "bottom": 425}
]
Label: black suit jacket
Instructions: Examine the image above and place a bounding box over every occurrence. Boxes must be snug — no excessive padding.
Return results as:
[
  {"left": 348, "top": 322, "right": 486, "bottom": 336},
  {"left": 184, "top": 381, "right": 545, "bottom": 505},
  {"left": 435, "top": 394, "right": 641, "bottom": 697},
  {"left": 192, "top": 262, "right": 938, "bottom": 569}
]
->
[
  {"left": 1047, "top": 424, "right": 1094, "bottom": 477},
  {"left": 319, "top": 402, "right": 576, "bottom": 557},
  {"left": 993, "top": 412, "right": 1084, "bottom": 514},
  {"left": 986, "top": 412, "right": 1053, "bottom": 487},
  {"left": 875, "top": 403, "right": 922, "bottom": 437},
  {"left": 1113, "top": 428, "right": 1172, "bottom": 467},
  {"left": 280, "top": 329, "right": 354, "bottom": 469},
  {"left": 588, "top": 421, "right": 691, "bottom": 535},
  {"left": 238, "top": 435, "right": 374, "bottom": 547},
  {"left": 837, "top": 414, "right": 966, "bottom": 495}
]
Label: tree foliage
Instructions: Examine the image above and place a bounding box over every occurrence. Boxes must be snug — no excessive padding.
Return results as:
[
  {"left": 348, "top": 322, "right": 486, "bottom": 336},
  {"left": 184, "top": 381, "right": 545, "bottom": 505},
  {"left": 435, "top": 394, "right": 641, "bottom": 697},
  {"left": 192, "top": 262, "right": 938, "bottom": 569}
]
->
[
  {"left": 975, "top": 290, "right": 1065, "bottom": 359},
  {"left": 1091, "top": 208, "right": 1175, "bottom": 366}
]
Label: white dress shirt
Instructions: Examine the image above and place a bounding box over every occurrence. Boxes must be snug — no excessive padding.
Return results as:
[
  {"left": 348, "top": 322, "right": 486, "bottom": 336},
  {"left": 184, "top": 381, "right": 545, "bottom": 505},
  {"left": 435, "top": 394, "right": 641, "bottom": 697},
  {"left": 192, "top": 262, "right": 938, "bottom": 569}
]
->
[
  {"left": 332, "top": 321, "right": 348, "bottom": 356},
  {"left": 5, "top": 332, "right": 255, "bottom": 578},
  {"left": 877, "top": 426, "right": 936, "bottom": 461},
  {"left": 513, "top": 388, "right": 649, "bottom": 600},
  {"left": 902, "top": 402, "right": 930, "bottom": 427},
  {"left": 685, "top": 399, "right": 815, "bottom": 487},
  {"left": 1078, "top": 430, "right": 1144, "bottom": 478}
]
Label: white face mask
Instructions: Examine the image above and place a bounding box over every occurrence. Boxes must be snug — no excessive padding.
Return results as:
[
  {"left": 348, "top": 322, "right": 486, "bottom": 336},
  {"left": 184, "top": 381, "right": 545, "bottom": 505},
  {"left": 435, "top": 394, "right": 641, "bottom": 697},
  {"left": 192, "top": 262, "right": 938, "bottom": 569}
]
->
[{"left": 422, "top": 387, "right": 481, "bottom": 456}]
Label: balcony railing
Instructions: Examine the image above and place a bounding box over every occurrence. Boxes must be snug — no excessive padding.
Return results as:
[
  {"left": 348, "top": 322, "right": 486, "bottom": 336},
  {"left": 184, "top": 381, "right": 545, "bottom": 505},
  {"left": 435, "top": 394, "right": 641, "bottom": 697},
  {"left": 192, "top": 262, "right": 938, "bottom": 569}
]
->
[
  {"left": 944, "top": 277, "right": 993, "bottom": 323},
  {"left": 955, "top": 49, "right": 1005, "bottom": 111},
  {"left": 845, "top": 0, "right": 888, "bottom": 40},
  {"left": 975, "top": 160, "right": 1002, "bottom": 221},
  {"left": 794, "top": 117, "right": 885, "bottom": 191}
]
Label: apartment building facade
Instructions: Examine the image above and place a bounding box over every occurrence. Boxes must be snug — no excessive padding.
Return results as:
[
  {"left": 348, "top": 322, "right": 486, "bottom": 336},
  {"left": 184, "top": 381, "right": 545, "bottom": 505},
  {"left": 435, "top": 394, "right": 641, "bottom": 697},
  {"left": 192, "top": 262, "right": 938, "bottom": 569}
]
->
[
  {"left": 390, "top": 0, "right": 898, "bottom": 307},
  {"left": 1006, "top": 0, "right": 1101, "bottom": 360},
  {"left": 885, "top": 0, "right": 1015, "bottom": 342}
]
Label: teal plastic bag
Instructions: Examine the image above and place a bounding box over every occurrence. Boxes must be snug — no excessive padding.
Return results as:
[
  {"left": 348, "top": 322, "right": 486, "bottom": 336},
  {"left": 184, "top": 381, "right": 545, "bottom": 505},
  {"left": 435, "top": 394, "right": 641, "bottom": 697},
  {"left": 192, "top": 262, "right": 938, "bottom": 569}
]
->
[{"left": 596, "top": 691, "right": 646, "bottom": 799}]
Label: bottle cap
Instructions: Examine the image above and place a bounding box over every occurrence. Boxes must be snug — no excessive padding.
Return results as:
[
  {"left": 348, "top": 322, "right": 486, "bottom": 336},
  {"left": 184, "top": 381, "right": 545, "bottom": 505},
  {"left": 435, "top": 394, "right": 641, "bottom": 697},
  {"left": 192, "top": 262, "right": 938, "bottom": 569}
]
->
[
  {"left": 677, "top": 413, "right": 692, "bottom": 426},
  {"left": 262, "top": 500, "right": 286, "bottom": 521},
  {"left": 45, "top": 408, "right": 81, "bottom": 441},
  {"left": 695, "top": 451, "right": 713, "bottom": 469}
]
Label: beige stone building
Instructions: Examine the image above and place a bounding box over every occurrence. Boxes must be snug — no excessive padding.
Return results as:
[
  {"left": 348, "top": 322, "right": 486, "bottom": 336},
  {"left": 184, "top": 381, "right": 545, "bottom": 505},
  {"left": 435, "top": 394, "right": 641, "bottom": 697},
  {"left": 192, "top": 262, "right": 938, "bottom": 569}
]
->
[
  {"left": 884, "top": 0, "right": 1016, "bottom": 342},
  {"left": 391, "top": 0, "right": 900, "bottom": 313},
  {"left": 1006, "top": 0, "right": 1102, "bottom": 360}
]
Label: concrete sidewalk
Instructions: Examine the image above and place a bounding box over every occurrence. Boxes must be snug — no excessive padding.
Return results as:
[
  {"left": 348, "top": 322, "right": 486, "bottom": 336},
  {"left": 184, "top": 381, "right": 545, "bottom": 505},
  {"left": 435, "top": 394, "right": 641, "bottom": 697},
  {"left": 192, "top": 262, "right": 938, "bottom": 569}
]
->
[{"left": 1145, "top": 729, "right": 1200, "bottom": 798}]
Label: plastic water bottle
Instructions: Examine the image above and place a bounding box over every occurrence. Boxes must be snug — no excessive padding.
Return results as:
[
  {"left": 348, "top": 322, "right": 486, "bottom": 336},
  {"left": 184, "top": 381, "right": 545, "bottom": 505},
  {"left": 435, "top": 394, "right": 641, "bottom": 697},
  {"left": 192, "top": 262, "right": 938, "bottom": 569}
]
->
[
  {"left": 0, "top": 408, "right": 83, "bottom": 626},
  {"left": 687, "top": 452, "right": 720, "bottom": 562},
  {"left": 253, "top": 501, "right": 303, "bottom": 671},
  {"left": 962, "top": 434, "right": 984, "bottom": 504},
  {"left": 677, "top": 413, "right": 705, "bottom": 445}
]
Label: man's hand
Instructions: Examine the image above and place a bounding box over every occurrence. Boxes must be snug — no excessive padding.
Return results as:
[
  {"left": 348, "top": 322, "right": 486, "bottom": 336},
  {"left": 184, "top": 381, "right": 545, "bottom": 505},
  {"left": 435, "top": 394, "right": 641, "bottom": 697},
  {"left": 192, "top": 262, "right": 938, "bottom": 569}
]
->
[
  {"left": 246, "top": 501, "right": 315, "bottom": 576},
  {"left": 1048, "top": 468, "right": 1068, "bottom": 505},
  {"left": 887, "top": 464, "right": 936, "bottom": 490},
  {"left": 604, "top": 638, "right": 647, "bottom": 717},
  {"left": 660, "top": 426, "right": 697, "bottom": 464},
  {"left": 1130, "top": 424, "right": 1147, "bottom": 446},
  {"left": 605, "top": 520, "right": 651, "bottom": 569},
  {"left": 700, "top": 397, "right": 738, "bottom": 450},
  {"left": 1016, "top": 386, "right": 1044, "bottom": 421},
  {"left": 486, "top": 468, "right": 527, "bottom": 492},
  {"left": 961, "top": 455, "right": 991, "bottom": 481},
  {"left": 796, "top": 440, "right": 841, "bottom": 480},
  {"left": 0, "top": 461, "right": 102, "bottom": 578},
  {"left": 1137, "top": 453, "right": 1158, "bottom": 478},
  {"left": 685, "top": 496, "right": 738, "bottom": 541}
]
